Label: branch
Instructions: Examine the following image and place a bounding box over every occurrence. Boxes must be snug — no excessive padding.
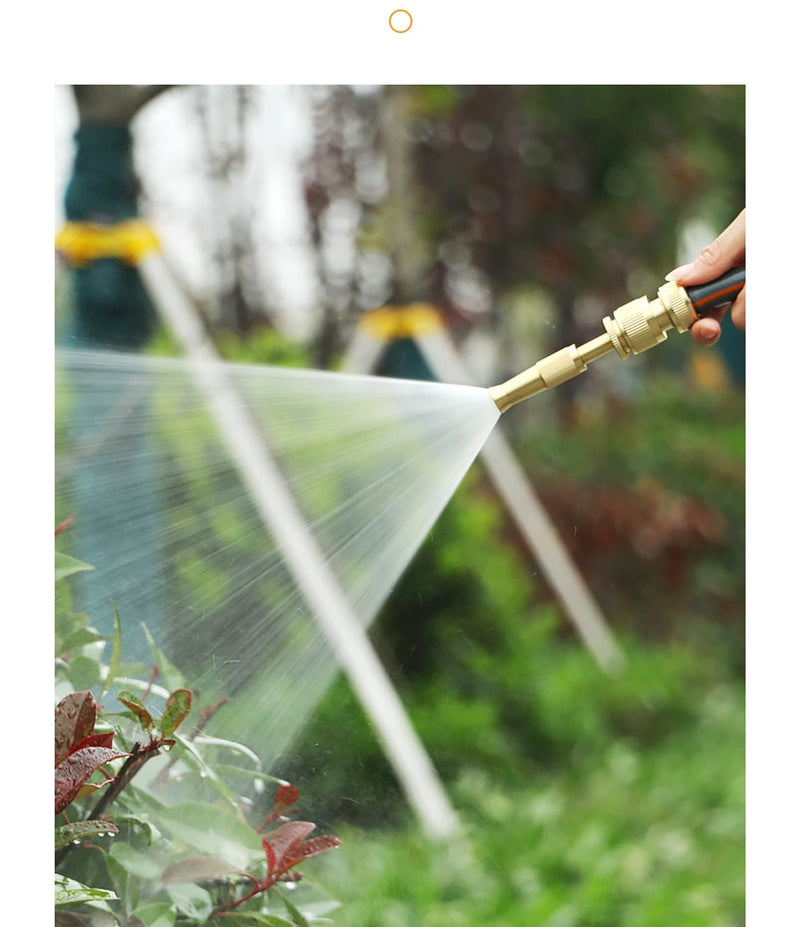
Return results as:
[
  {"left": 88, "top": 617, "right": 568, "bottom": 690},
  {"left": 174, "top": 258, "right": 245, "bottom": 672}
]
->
[{"left": 88, "top": 740, "right": 164, "bottom": 820}]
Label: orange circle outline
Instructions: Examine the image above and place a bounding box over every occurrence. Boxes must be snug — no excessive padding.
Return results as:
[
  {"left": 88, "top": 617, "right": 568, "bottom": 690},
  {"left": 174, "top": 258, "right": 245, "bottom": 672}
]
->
[{"left": 389, "top": 9, "right": 413, "bottom": 32}]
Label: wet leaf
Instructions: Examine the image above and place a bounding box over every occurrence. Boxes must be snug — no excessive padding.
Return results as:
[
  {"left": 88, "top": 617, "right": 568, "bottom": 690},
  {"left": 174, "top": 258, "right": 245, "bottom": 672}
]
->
[
  {"left": 55, "top": 819, "right": 119, "bottom": 849},
  {"left": 262, "top": 822, "right": 321, "bottom": 878},
  {"left": 55, "top": 691, "right": 98, "bottom": 767},
  {"left": 160, "top": 688, "right": 192, "bottom": 738},
  {"left": 55, "top": 873, "right": 118, "bottom": 907},
  {"left": 295, "top": 834, "right": 343, "bottom": 859},
  {"left": 55, "top": 745, "right": 129, "bottom": 814},
  {"left": 117, "top": 691, "right": 155, "bottom": 732},
  {"left": 73, "top": 731, "right": 116, "bottom": 752}
]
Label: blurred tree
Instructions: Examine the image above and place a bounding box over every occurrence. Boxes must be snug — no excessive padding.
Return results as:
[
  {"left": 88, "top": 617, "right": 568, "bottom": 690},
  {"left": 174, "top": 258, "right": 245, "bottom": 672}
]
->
[
  {"left": 414, "top": 88, "right": 742, "bottom": 292},
  {"left": 193, "top": 85, "right": 275, "bottom": 336},
  {"left": 302, "top": 86, "right": 389, "bottom": 366},
  {"left": 300, "top": 85, "right": 744, "bottom": 394}
]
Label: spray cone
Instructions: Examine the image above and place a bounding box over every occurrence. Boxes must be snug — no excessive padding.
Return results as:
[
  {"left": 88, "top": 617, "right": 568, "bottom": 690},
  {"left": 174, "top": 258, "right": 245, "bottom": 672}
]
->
[{"left": 489, "top": 266, "right": 744, "bottom": 413}]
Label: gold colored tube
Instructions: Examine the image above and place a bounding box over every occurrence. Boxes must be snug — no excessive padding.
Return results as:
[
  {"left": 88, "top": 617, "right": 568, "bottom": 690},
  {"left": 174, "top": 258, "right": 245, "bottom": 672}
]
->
[
  {"left": 488, "top": 338, "right": 607, "bottom": 413},
  {"left": 488, "top": 281, "right": 695, "bottom": 413}
]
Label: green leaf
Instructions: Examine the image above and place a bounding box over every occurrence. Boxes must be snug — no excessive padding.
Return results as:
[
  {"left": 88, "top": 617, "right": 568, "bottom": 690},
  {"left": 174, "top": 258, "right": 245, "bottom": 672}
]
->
[
  {"left": 130, "top": 903, "right": 175, "bottom": 927},
  {"left": 193, "top": 734, "right": 263, "bottom": 769},
  {"left": 55, "top": 819, "right": 119, "bottom": 849},
  {"left": 275, "top": 887, "right": 311, "bottom": 927},
  {"left": 161, "top": 855, "right": 250, "bottom": 885},
  {"left": 105, "top": 848, "right": 139, "bottom": 915},
  {"left": 110, "top": 812, "right": 162, "bottom": 846},
  {"left": 55, "top": 551, "right": 94, "bottom": 582},
  {"left": 109, "top": 841, "right": 163, "bottom": 881},
  {"left": 101, "top": 603, "right": 123, "bottom": 698},
  {"left": 55, "top": 873, "right": 118, "bottom": 907},
  {"left": 153, "top": 802, "right": 263, "bottom": 870},
  {"left": 117, "top": 691, "right": 155, "bottom": 732},
  {"left": 58, "top": 627, "right": 109, "bottom": 656},
  {"left": 160, "top": 688, "right": 192, "bottom": 738},
  {"left": 65, "top": 653, "right": 103, "bottom": 693},
  {"left": 164, "top": 733, "right": 240, "bottom": 809},
  {"left": 165, "top": 882, "right": 213, "bottom": 921}
]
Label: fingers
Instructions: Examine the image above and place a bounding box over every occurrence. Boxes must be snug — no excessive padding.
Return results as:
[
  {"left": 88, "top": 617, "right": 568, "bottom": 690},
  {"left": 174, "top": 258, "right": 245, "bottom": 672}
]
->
[
  {"left": 666, "top": 209, "right": 745, "bottom": 286},
  {"left": 689, "top": 285, "right": 745, "bottom": 345},
  {"left": 669, "top": 209, "right": 746, "bottom": 346},
  {"left": 730, "top": 290, "right": 745, "bottom": 331},
  {"left": 690, "top": 311, "right": 724, "bottom": 347}
]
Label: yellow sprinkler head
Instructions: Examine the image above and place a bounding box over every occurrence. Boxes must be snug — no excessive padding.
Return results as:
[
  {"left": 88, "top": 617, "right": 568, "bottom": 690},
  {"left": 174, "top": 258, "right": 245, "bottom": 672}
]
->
[{"left": 488, "top": 267, "right": 744, "bottom": 413}]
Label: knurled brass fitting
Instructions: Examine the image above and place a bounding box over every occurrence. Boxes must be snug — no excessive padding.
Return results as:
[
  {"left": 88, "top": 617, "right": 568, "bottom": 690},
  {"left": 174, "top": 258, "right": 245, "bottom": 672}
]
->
[
  {"left": 489, "top": 280, "right": 697, "bottom": 413},
  {"left": 603, "top": 280, "right": 695, "bottom": 358}
]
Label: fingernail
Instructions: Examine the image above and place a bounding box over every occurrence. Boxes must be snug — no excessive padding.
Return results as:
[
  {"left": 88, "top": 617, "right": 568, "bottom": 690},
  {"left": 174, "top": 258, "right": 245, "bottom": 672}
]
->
[{"left": 665, "top": 262, "right": 694, "bottom": 282}]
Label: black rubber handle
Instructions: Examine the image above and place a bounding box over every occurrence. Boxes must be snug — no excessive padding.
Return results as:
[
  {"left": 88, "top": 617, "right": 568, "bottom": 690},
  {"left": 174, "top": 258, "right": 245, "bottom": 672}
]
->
[{"left": 685, "top": 265, "right": 745, "bottom": 315}]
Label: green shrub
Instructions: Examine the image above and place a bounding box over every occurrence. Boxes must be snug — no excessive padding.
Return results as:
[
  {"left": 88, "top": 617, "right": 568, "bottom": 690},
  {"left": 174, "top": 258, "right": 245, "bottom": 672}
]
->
[{"left": 55, "top": 542, "right": 342, "bottom": 926}]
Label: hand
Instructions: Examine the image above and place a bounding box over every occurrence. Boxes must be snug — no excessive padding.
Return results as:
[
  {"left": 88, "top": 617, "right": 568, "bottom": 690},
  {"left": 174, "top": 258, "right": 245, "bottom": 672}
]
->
[{"left": 666, "top": 209, "right": 745, "bottom": 346}]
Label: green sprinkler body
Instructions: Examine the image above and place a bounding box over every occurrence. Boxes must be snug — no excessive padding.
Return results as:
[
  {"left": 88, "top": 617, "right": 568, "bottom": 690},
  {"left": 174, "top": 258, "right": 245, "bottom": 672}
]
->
[{"left": 489, "top": 266, "right": 745, "bottom": 413}]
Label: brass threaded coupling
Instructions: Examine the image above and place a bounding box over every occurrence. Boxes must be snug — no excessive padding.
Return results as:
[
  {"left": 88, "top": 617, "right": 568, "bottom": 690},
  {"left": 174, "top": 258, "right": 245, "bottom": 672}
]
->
[
  {"left": 603, "top": 280, "right": 695, "bottom": 358},
  {"left": 488, "top": 280, "right": 696, "bottom": 413}
]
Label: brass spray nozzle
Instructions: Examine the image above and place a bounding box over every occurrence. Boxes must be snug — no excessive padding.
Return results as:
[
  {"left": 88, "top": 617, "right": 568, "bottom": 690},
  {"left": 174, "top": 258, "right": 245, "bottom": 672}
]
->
[{"left": 489, "top": 278, "right": 702, "bottom": 414}]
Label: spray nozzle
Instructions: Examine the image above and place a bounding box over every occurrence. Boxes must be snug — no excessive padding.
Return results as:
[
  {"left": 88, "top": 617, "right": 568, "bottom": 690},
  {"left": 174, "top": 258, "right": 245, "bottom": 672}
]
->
[{"left": 489, "top": 265, "right": 745, "bottom": 413}]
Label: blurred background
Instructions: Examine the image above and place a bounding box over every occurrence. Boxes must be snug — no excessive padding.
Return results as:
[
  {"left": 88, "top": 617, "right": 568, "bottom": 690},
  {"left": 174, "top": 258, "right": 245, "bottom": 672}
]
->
[{"left": 55, "top": 85, "right": 745, "bottom": 926}]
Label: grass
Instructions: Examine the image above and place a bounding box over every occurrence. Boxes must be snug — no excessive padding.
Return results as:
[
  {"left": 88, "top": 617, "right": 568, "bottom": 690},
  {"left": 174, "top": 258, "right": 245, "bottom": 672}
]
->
[
  {"left": 292, "top": 636, "right": 744, "bottom": 927},
  {"left": 310, "top": 672, "right": 743, "bottom": 926}
]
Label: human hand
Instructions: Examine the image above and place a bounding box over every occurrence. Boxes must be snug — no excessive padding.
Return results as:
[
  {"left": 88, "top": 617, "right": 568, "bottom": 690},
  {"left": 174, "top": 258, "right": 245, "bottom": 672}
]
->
[{"left": 666, "top": 209, "right": 745, "bottom": 347}]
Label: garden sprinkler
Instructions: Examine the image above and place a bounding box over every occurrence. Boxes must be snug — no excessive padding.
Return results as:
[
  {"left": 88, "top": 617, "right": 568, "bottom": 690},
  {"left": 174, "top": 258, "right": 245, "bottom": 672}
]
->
[{"left": 488, "top": 266, "right": 745, "bottom": 413}]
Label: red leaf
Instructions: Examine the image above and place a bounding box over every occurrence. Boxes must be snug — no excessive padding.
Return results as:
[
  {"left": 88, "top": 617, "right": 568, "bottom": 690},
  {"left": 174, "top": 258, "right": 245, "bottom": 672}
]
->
[
  {"left": 55, "top": 515, "right": 75, "bottom": 537},
  {"left": 257, "top": 782, "right": 302, "bottom": 831},
  {"left": 262, "top": 838, "right": 277, "bottom": 878},
  {"left": 263, "top": 822, "right": 315, "bottom": 878},
  {"left": 71, "top": 731, "right": 116, "bottom": 753},
  {"left": 55, "top": 745, "right": 129, "bottom": 814},
  {"left": 274, "top": 784, "right": 300, "bottom": 815},
  {"left": 55, "top": 692, "right": 98, "bottom": 767},
  {"left": 295, "top": 834, "right": 343, "bottom": 860}
]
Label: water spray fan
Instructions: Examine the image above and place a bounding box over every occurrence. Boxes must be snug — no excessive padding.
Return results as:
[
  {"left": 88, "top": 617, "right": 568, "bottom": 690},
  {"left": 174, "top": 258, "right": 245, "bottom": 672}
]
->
[
  {"left": 488, "top": 266, "right": 745, "bottom": 412},
  {"left": 55, "top": 259, "right": 744, "bottom": 840}
]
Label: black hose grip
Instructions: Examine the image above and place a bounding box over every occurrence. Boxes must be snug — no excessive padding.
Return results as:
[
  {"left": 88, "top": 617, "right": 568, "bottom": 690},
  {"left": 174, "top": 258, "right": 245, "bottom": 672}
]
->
[{"left": 685, "top": 265, "right": 745, "bottom": 315}]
